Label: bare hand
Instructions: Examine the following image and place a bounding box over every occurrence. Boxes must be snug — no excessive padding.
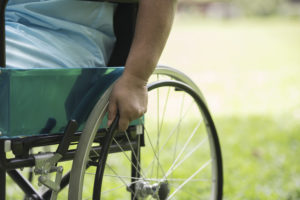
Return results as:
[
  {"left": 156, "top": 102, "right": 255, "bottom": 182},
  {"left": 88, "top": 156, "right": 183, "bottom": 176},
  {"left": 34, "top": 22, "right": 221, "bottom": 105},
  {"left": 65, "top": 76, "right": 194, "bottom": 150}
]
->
[{"left": 107, "top": 72, "right": 148, "bottom": 131}]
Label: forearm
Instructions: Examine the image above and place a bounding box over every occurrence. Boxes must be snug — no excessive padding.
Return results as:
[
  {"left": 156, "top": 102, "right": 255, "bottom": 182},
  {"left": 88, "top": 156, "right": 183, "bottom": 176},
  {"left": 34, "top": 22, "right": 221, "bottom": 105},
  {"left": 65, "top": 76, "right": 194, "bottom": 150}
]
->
[
  {"left": 108, "top": 0, "right": 177, "bottom": 129},
  {"left": 123, "top": 0, "right": 177, "bottom": 83}
]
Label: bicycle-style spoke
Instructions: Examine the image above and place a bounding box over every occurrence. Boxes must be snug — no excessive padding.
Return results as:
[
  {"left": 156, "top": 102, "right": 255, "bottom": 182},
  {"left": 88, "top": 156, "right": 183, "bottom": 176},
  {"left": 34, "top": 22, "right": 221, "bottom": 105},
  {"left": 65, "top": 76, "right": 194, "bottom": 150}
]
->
[
  {"left": 165, "top": 120, "right": 203, "bottom": 178},
  {"left": 101, "top": 179, "right": 142, "bottom": 197},
  {"left": 105, "top": 138, "right": 144, "bottom": 198},
  {"left": 167, "top": 178, "right": 212, "bottom": 183},
  {"left": 105, "top": 164, "right": 129, "bottom": 187},
  {"left": 103, "top": 163, "right": 137, "bottom": 196},
  {"left": 112, "top": 138, "right": 147, "bottom": 179},
  {"left": 143, "top": 101, "right": 194, "bottom": 176},
  {"left": 166, "top": 137, "right": 208, "bottom": 178},
  {"left": 168, "top": 187, "right": 202, "bottom": 200},
  {"left": 171, "top": 92, "right": 185, "bottom": 181},
  {"left": 123, "top": 130, "right": 145, "bottom": 177},
  {"left": 156, "top": 96, "right": 194, "bottom": 153},
  {"left": 167, "top": 160, "right": 212, "bottom": 200},
  {"left": 159, "top": 86, "right": 171, "bottom": 134},
  {"left": 101, "top": 184, "right": 127, "bottom": 195},
  {"left": 155, "top": 77, "right": 171, "bottom": 179},
  {"left": 91, "top": 147, "right": 100, "bottom": 157},
  {"left": 156, "top": 76, "right": 160, "bottom": 180},
  {"left": 143, "top": 126, "right": 167, "bottom": 179}
]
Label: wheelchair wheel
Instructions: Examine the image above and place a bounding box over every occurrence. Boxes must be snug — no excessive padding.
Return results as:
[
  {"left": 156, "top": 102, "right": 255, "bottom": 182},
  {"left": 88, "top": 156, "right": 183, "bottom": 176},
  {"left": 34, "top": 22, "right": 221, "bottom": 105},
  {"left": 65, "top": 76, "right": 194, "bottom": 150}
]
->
[{"left": 69, "top": 69, "right": 223, "bottom": 200}]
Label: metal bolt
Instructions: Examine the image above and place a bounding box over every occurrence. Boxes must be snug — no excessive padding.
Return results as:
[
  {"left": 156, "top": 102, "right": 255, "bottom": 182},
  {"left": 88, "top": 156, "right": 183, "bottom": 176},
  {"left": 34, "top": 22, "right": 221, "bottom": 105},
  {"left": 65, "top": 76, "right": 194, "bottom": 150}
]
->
[
  {"left": 39, "top": 176, "right": 47, "bottom": 183},
  {"left": 58, "top": 166, "right": 63, "bottom": 172}
]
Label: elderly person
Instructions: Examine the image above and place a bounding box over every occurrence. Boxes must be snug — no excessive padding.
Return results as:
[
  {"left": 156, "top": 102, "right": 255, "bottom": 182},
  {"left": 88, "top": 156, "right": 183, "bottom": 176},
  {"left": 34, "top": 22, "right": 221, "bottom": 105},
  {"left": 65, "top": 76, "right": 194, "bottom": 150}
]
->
[{"left": 5, "top": 0, "right": 177, "bottom": 130}]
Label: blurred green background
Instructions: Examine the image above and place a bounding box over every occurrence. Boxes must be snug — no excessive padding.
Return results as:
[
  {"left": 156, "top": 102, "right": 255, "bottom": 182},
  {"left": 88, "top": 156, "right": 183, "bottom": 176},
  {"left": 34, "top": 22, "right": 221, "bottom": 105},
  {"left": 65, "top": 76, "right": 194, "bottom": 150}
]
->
[{"left": 160, "top": 0, "right": 300, "bottom": 199}]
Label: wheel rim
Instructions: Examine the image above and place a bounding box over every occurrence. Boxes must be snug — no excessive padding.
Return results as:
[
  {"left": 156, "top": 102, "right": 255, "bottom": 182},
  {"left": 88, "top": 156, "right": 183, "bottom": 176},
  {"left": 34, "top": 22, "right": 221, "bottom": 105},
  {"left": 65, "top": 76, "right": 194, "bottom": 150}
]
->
[{"left": 97, "top": 80, "right": 222, "bottom": 200}]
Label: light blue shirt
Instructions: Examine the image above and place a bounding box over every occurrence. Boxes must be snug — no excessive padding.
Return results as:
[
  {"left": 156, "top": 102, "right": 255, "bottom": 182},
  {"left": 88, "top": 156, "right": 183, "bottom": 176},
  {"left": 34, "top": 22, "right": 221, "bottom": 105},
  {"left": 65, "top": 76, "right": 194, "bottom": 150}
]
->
[{"left": 5, "top": 0, "right": 117, "bottom": 69}]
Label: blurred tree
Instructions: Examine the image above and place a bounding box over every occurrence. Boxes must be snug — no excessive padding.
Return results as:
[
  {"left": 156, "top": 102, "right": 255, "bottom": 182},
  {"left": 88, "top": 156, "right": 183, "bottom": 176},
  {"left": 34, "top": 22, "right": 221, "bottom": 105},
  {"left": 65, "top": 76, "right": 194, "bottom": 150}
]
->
[
  {"left": 233, "top": 0, "right": 285, "bottom": 16},
  {"left": 177, "top": 0, "right": 290, "bottom": 16}
]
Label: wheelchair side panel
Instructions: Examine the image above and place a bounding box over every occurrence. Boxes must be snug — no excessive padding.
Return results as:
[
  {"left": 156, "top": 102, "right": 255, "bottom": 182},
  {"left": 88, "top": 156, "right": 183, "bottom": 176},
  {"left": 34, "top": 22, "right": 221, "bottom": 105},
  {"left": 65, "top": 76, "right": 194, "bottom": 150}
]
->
[
  {"left": 0, "top": 71, "right": 9, "bottom": 136},
  {"left": 0, "top": 67, "right": 123, "bottom": 138}
]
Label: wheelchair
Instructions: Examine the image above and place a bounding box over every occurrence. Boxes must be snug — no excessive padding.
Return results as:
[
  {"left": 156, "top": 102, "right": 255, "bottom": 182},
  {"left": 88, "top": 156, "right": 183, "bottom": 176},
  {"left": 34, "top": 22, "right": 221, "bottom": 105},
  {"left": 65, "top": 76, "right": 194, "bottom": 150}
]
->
[{"left": 0, "top": 1, "right": 223, "bottom": 199}]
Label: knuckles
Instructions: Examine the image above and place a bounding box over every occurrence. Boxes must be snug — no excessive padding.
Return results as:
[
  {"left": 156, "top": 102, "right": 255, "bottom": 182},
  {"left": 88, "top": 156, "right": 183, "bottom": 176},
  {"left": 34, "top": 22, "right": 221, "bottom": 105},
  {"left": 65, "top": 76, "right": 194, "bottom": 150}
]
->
[{"left": 109, "top": 84, "right": 148, "bottom": 131}]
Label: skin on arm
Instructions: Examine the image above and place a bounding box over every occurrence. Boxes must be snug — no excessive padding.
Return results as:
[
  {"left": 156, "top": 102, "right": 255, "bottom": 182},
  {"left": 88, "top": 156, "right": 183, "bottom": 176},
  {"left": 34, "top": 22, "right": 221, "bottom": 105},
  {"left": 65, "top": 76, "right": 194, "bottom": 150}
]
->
[{"left": 107, "top": 0, "right": 177, "bottom": 131}]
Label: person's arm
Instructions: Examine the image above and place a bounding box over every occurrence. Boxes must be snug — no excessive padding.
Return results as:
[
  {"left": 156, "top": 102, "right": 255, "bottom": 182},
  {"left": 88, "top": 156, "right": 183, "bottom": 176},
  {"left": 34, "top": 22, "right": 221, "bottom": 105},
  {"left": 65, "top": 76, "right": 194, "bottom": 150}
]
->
[{"left": 108, "top": 0, "right": 177, "bottom": 131}]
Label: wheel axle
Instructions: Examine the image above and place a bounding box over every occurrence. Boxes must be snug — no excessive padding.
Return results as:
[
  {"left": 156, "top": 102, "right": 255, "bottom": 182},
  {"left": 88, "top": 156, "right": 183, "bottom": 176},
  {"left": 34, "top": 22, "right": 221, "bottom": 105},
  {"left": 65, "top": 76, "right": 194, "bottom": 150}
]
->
[{"left": 127, "top": 180, "right": 170, "bottom": 200}]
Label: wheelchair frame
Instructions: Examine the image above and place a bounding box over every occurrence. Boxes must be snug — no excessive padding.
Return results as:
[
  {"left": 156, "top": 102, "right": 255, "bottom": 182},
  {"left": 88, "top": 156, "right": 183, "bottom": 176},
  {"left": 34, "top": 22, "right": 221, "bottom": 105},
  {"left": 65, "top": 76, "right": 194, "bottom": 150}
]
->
[
  {"left": 0, "top": 122, "right": 141, "bottom": 199},
  {"left": 0, "top": 1, "right": 223, "bottom": 199}
]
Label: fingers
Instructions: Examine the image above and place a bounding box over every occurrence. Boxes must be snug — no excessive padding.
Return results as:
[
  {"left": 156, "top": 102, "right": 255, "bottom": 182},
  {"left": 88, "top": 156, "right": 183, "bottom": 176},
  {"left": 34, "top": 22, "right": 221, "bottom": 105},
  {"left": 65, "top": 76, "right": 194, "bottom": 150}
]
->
[
  {"left": 107, "top": 97, "right": 117, "bottom": 127},
  {"left": 107, "top": 81, "right": 148, "bottom": 131},
  {"left": 108, "top": 97, "right": 137, "bottom": 131},
  {"left": 108, "top": 102, "right": 146, "bottom": 131},
  {"left": 118, "top": 108, "right": 145, "bottom": 131},
  {"left": 118, "top": 116, "right": 129, "bottom": 132}
]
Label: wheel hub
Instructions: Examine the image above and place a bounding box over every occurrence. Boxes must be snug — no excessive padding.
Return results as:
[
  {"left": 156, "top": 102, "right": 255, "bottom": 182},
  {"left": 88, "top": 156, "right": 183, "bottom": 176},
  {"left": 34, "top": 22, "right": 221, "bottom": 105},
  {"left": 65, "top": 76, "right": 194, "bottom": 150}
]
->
[{"left": 127, "top": 180, "right": 170, "bottom": 200}]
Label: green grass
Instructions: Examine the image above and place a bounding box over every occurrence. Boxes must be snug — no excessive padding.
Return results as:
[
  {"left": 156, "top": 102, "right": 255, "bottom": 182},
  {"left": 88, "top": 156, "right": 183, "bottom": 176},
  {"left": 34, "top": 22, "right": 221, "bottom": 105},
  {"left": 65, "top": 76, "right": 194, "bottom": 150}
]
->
[
  {"left": 218, "top": 115, "right": 300, "bottom": 199},
  {"left": 160, "top": 15, "right": 300, "bottom": 199}
]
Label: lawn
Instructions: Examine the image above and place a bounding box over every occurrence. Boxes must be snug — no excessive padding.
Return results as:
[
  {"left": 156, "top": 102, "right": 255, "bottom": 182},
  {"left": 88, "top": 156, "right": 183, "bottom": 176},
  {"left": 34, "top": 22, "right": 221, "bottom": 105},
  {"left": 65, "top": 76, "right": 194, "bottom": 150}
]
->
[{"left": 160, "top": 15, "right": 300, "bottom": 199}]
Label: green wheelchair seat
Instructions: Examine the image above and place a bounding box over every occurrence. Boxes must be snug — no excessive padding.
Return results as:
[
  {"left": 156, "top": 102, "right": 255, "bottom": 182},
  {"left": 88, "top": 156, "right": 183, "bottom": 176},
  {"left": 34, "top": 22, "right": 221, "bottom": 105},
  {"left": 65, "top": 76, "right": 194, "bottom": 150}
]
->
[{"left": 0, "top": 67, "right": 125, "bottom": 138}]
